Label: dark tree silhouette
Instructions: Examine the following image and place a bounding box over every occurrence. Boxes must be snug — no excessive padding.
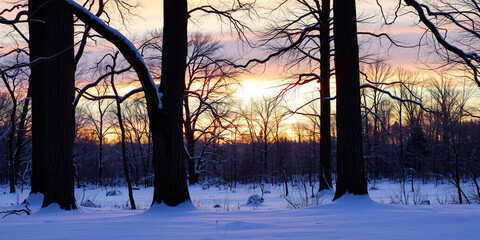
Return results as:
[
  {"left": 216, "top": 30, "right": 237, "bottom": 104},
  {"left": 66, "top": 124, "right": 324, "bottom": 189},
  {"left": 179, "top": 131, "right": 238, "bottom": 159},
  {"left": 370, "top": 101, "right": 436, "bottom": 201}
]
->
[
  {"left": 109, "top": 52, "right": 137, "bottom": 210},
  {"left": 29, "top": 0, "right": 76, "bottom": 209},
  {"left": 240, "top": 0, "right": 334, "bottom": 191},
  {"left": 332, "top": 0, "right": 368, "bottom": 200},
  {"left": 61, "top": 0, "right": 190, "bottom": 206},
  {"left": 151, "top": 0, "right": 191, "bottom": 205},
  {"left": 318, "top": 0, "right": 332, "bottom": 191}
]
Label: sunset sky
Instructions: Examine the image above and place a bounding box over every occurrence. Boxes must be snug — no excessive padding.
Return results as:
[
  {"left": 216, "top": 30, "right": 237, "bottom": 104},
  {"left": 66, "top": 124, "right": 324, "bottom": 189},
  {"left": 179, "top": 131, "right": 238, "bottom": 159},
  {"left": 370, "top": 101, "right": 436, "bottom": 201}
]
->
[
  {"left": 0, "top": 0, "right": 478, "bottom": 141},
  {"left": 0, "top": 0, "right": 442, "bottom": 93}
]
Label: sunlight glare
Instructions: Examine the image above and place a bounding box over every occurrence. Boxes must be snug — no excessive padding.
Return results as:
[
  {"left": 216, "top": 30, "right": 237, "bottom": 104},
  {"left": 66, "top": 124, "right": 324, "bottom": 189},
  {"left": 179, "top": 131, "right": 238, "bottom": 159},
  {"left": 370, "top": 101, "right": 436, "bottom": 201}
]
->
[{"left": 239, "top": 79, "right": 277, "bottom": 101}]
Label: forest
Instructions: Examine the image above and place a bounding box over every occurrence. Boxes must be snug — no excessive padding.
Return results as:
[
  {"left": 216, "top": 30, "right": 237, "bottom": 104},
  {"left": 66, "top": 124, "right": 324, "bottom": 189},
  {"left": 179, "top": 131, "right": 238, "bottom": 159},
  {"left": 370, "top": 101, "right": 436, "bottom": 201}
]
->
[{"left": 0, "top": 0, "right": 480, "bottom": 238}]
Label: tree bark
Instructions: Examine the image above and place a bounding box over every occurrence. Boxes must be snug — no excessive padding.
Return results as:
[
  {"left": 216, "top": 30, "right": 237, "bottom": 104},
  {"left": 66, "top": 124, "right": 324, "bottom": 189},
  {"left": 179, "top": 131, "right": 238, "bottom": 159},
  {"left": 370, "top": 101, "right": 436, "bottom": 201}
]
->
[
  {"left": 98, "top": 108, "right": 104, "bottom": 186},
  {"left": 332, "top": 0, "right": 368, "bottom": 200},
  {"left": 29, "top": 0, "right": 47, "bottom": 195},
  {"left": 0, "top": 74, "right": 17, "bottom": 193},
  {"left": 111, "top": 63, "right": 137, "bottom": 210},
  {"left": 184, "top": 104, "right": 199, "bottom": 184},
  {"left": 29, "top": 0, "right": 76, "bottom": 209},
  {"left": 14, "top": 87, "right": 31, "bottom": 190},
  {"left": 318, "top": 0, "right": 332, "bottom": 191},
  {"left": 152, "top": 0, "right": 190, "bottom": 205}
]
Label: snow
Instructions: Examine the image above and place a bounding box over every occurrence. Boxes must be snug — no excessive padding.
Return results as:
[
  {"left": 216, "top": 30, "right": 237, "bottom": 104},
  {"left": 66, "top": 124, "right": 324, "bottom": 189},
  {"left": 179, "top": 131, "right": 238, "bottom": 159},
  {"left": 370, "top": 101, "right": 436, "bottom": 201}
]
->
[{"left": 1, "top": 181, "right": 480, "bottom": 239}]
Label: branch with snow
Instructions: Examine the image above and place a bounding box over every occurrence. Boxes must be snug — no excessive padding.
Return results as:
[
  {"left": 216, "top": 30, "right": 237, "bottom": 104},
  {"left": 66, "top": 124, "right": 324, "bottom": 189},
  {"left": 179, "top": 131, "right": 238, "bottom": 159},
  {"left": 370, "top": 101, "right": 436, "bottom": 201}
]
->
[
  {"left": 361, "top": 105, "right": 390, "bottom": 134},
  {"left": 404, "top": 0, "right": 480, "bottom": 86},
  {"left": 61, "top": 0, "right": 161, "bottom": 110},
  {"left": 360, "top": 83, "right": 436, "bottom": 114}
]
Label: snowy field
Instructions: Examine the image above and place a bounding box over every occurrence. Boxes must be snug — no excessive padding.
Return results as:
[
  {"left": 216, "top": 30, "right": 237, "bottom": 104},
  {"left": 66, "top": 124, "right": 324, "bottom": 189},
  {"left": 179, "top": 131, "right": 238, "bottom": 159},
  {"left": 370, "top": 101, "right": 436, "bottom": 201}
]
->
[{"left": 1, "top": 180, "right": 480, "bottom": 239}]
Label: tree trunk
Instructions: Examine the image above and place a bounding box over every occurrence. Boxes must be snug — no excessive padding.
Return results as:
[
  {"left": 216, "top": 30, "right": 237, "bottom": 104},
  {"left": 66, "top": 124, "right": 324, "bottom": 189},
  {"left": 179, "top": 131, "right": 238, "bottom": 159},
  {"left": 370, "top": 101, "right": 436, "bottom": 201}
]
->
[
  {"left": 1, "top": 74, "right": 17, "bottom": 193},
  {"left": 8, "top": 94, "right": 16, "bottom": 194},
  {"left": 399, "top": 89, "right": 404, "bottom": 181},
  {"left": 98, "top": 113, "right": 103, "bottom": 186},
  {"left": 29, "top": 0, "right": 76, "bottom": 209},
  {"left": 151, "top": 0, "right": 190, "bottom": 206},
  {"left": 318, "top": 0, "right": 332, "bottom": 191},
  {"left": 61, "top": 0, "right": 190, "bottom": 207},
  {"left": 184, "top": 110, "right": 198, "bottom": 184},
  {"left": 29, "top": 0, "right": 47, "bottom": 195},
  {"left": 14, "top": 87, "right": 31, "bottom": 189},
  {"left": 332, "top": 0, "right": 368, "bottom": 200},
  {"left": 111, "top": 68, "right": 137, "bottom": 210}
]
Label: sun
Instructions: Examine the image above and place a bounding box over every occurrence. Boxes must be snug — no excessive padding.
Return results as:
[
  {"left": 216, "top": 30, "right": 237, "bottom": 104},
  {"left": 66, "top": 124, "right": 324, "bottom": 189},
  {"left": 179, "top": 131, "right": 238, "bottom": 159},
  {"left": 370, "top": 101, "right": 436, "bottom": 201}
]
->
[
  {"left": 239, "top": 80, "right": 264, "bottom": 101},
  {"left": 238, "top": 79, "right": 281, "bottom": 102}
]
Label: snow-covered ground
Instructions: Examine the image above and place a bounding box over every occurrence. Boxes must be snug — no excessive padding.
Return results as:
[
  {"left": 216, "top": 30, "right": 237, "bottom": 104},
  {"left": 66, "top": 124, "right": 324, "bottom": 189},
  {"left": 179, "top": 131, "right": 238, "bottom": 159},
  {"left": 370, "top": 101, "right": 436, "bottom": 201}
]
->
[{"left": 1, "top": 180, "right": 479, "bottom": 239}]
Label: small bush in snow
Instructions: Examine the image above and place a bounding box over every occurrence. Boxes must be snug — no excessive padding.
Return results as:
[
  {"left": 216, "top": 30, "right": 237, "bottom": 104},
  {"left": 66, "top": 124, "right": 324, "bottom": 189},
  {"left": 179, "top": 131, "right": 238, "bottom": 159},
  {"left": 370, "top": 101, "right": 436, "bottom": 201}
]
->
[
  {"left": 202, "top": 183, "right": 210, "bottom": 190},
  {"left": 390, "top": 183, "right": 428, "bottom": 205},
  {"left": 207, "top": 178, "right": 228, "bottom": 190},
  {"left": 81, "top": 199, "right": 101, "bottom": 208},
  {"left": 419, "top": 200, "right": 431, "bottom": 205},
  {"left": 246, "top": 194, "right": 264, "bottom": 206},
  {"left": 106, "top": 190, "right": 123, "bottom": 196}
]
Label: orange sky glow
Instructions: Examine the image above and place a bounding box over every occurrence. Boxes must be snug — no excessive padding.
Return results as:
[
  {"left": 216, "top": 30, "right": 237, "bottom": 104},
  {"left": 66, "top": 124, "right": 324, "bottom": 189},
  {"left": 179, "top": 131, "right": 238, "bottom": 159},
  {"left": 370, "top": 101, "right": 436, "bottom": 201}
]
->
[{"left": 1, "top": 0, "right": 479, "bottom": 143}]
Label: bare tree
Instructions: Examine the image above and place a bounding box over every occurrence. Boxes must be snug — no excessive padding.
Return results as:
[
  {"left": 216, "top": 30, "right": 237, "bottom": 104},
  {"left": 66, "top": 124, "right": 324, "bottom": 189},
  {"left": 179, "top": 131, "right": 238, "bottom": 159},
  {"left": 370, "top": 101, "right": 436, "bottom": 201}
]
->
[
  {"left": 332, "top": 0, "right": 368, "bottom": 200},
  {"left": 108, "top": 52, "right": 137, "bottom": 210},
  {"left": 29, "top": 0, "right": 76, "bottom": 210},
  {"left": 261, "top": 0, "right": 334, "bottom": 191},
  {"left": 61, "top": 0, "right": 191, "bottom": 206},
  {"left": 428, "top": 74, "right": 475, "bottom": 203},
  {"left": 121, "top": 99, "right": 151, "bottom": 187},
  {"left": 0, "top": 50, "right": 30, "bottom": 193},
  {"left": 361, "top": 60, "right": 393, "bottom": 188},
  {"left": 80, "top": 84, "right": 114, "bottom": 186},
  {"left": 252, "top": 95, "right": 285, "bottom": 182},
  {"left": 183, "top": 34, "right": 239, "bottom": 184}
]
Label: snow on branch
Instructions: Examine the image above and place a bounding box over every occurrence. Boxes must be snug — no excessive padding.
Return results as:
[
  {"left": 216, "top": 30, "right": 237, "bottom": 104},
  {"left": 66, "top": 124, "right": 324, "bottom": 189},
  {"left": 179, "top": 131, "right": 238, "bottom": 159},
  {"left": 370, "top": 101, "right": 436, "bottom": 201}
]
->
[
  {"left": 404, "top": 0, "right": 480, "bottom": 86},
  {"left": 359, "top": 70, "right": 422, "bottom": 102},
  {"left": 0, "top": 205, "right": 31, "bottom": 218},
  {"left": 360, "top": 83, "right": 436, "bottom": 114},
  {"left": 361, "top": 105, "right": 390, "bottom": 134},
  {"left": 61, "top": 0, "right": 161, "bottom": 109}
]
